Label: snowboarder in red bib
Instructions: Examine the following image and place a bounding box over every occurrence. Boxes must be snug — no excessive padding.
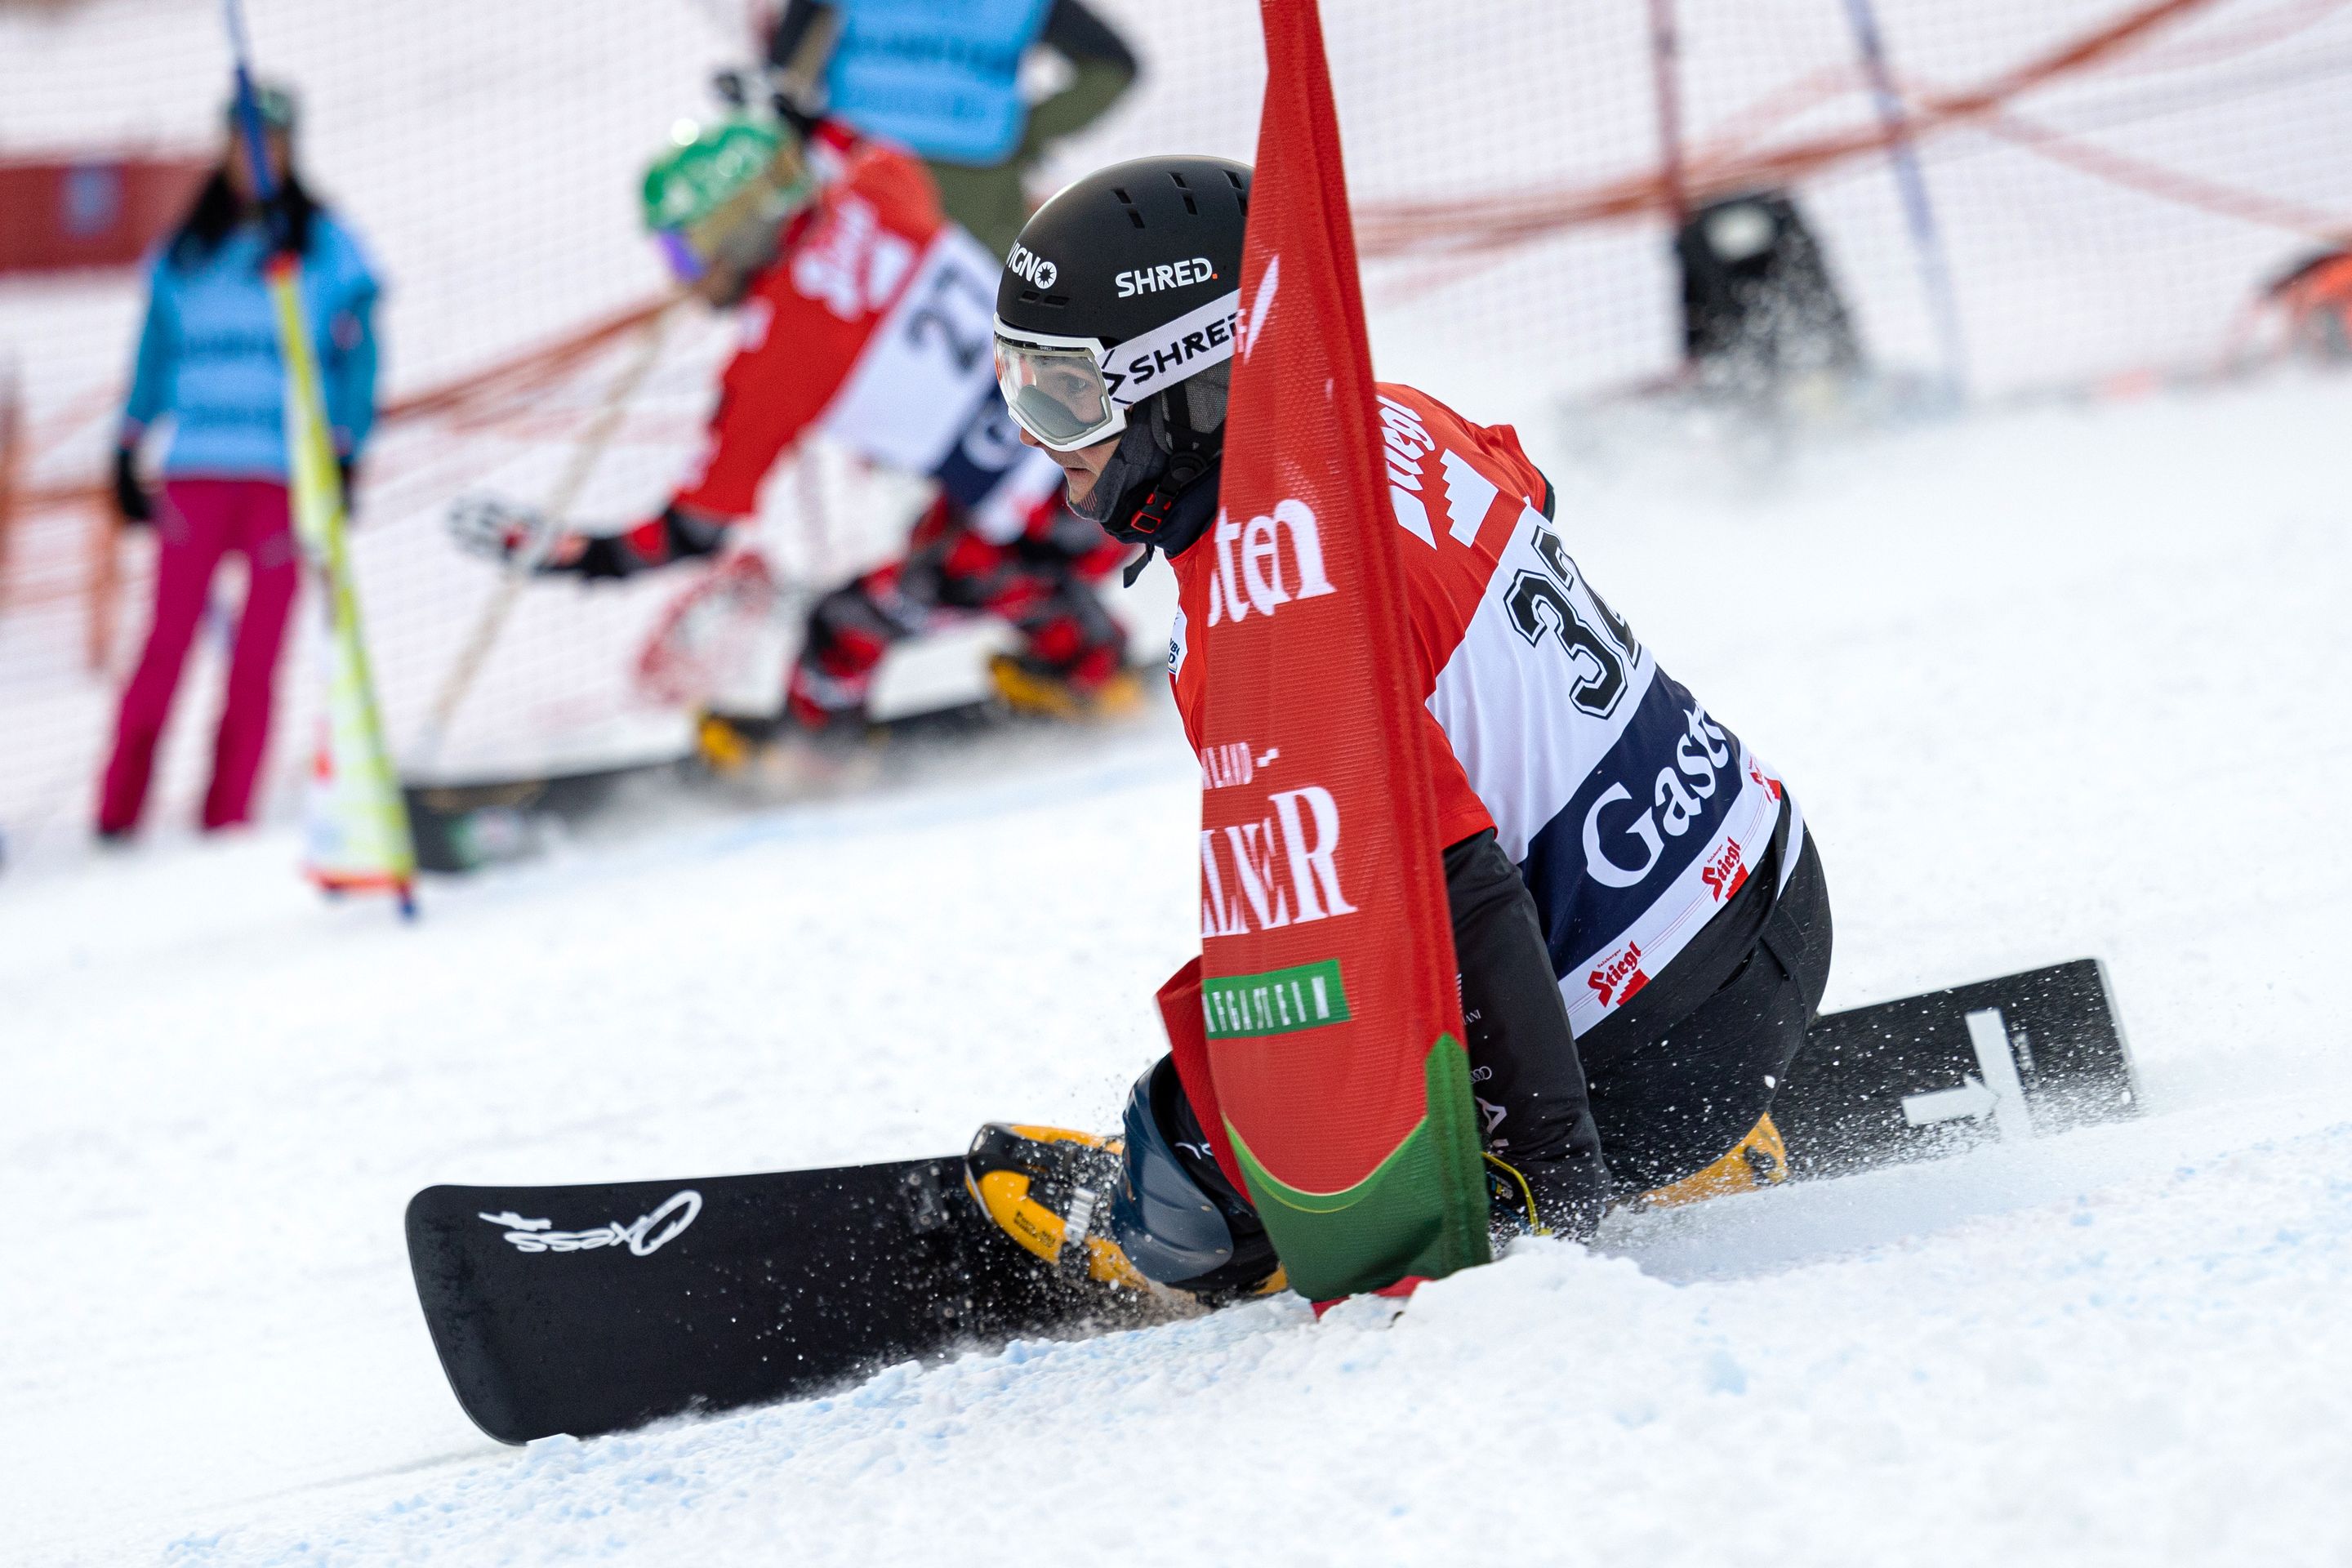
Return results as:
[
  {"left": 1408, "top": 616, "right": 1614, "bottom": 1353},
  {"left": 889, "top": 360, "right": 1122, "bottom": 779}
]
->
[
  {"left": 967, "top": 157, "right": 1835, "bottom": 1298},
  {"left": 450, "top": 115, "right": 1138, "bottom": 762}
]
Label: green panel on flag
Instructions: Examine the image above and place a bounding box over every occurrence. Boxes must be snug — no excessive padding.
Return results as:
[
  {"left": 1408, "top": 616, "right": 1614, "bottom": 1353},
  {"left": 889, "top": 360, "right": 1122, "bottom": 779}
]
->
[
  {"left": 1202, "top": 960, "right": 1352, "bottom": 1040},
  {"left": 1223, "top": 1035, "right": 1489, "bottom": 1301}
]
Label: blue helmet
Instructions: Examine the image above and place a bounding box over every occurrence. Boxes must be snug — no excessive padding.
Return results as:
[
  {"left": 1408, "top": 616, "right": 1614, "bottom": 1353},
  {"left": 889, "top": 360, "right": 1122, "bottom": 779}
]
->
[{"left": 1106, "top": 1055, "right": 1279, "bottom": 1296}]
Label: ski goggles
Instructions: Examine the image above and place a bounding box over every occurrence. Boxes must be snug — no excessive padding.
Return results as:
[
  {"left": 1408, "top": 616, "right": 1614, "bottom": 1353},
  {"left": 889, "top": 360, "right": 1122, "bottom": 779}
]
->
[
  {"left": 655, "top": 228, "right": 709, "bottom": 283},
  {"left": 992, "top": 288, "right": 1243, "bottom": 452},
  {"left": 653, "top": 164, "right": 817, "bottom": 287}
]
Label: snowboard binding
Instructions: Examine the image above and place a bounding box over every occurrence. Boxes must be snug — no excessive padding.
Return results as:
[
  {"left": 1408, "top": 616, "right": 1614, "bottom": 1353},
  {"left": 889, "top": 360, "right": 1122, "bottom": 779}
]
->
[
  {"left": 964, "top": 1123, "right": 1153, "bottom": 1290},
  {"left": 1632, "top": 1112, "right": 1790, "bottom": 1210},
  {"left": 1482, "top": 1112, "right": 1792, "bottom": 1243},
  {"left": 986, "top": 654, "right": 1147, "bottom": 723}
]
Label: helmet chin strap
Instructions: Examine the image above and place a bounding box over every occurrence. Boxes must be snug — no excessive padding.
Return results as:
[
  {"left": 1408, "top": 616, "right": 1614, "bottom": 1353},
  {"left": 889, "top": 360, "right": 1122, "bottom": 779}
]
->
[{"left": 1092, "top": 385, "right": 1223, "bottom": 582}]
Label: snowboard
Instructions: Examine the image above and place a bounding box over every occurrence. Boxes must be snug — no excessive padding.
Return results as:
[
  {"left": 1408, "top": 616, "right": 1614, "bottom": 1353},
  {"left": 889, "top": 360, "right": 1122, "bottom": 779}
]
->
[
  {"left": 1771, "top": 956, "right": 2140, "bottom": 1177},
  {"left": 400, "top": 686, "right": 1151, "bottom": 875},
  {"left": 403, "top": 766, "right": 644, "bottom": 875},
  {"left": 408, "top": 957, "right": 2137, "bottom": 1444},
  {"left": 405, "top": 1155, "right": 1175, "bottom": 1446}
]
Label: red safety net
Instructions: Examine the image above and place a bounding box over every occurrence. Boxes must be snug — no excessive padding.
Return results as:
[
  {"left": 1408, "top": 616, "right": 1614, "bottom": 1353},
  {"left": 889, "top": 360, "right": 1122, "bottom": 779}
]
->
[{"left": 6, "top": 0, "right": 2348, "bottom": 846}]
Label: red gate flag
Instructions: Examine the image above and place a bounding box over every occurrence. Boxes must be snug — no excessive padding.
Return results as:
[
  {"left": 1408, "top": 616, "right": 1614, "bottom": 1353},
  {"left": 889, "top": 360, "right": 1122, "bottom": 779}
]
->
[{"left": 1185, "top": 0, "right": 1490, "bottom": 1298}]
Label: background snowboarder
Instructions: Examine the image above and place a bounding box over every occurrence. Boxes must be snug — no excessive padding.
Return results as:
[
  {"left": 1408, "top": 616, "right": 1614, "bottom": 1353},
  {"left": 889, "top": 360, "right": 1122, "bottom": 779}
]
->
[{"left": 451, "top": 114, "right": 1138, "bottom": 767}]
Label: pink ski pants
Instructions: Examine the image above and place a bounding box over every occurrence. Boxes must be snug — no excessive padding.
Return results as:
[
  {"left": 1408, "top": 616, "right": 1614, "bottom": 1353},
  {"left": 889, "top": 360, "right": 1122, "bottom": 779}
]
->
[{"left": 97, "top": 478, "right": 301, "bottom": 833}]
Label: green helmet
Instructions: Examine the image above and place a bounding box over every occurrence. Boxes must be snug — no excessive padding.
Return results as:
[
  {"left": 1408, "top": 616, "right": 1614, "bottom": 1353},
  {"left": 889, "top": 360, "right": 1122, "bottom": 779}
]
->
[{"left": 640, "top": 118, "right": 792, "bottom": 236}]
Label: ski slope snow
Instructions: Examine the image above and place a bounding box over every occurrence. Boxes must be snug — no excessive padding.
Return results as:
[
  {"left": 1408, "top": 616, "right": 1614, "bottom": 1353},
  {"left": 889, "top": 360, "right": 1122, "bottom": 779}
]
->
[{"left": 6, "top": 374, "right": 2351, "bottom": 1566}]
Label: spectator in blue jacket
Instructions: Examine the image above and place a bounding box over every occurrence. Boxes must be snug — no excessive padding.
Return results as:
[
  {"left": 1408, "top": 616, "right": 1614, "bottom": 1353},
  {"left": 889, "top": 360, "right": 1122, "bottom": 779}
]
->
[
  {"left": 99, "top": 82, "right": 381, "bottom": 838},
  {"left": 762, "top": 0, "right": 1138, "bottom": 258}
]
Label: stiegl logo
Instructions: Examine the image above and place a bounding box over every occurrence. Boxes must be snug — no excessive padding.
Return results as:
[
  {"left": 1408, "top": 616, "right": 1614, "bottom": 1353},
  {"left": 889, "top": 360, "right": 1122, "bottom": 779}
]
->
[
  {"left": 479, "top": 1190, "right": 702, "bottom": 1256},
  {"left": 1006, "top": 242, "right": 1058, "bottom": 291},
  {"left": 1377, "top": 395, "right": 1435, "bottom": 494},
  {"left": 1700, "top": 838, "right": 1748, "bottom": 902},
  {"left": 1588, "top": 942, "right": 1647, "bottom": 1008}
]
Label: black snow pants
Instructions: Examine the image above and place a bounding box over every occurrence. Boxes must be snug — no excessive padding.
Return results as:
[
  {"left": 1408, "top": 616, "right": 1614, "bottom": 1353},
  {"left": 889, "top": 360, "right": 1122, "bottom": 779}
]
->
[{"left": 1448, "top": 813, "right": 1833, "bottom": 1231}]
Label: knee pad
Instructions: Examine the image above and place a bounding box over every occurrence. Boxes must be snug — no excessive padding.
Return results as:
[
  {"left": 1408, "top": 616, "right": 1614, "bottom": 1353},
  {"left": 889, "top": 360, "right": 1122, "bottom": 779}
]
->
[{"left": 1106, "top": 1056, "right": 1279, "bottom": 1296}]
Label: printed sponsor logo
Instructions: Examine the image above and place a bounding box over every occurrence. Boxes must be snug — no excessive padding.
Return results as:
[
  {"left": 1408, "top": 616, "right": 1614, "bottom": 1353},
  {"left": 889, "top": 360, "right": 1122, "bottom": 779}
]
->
[
  {"left": 1202, "top": 958, "right": 1351, "bottom": 1040},
  {"left": 1169, "top": 604, "right": 1188, "bottom": 675},
  {"left": 1206, "top": 500, "right": 1336, "bottom": 626},
  {"left": 1200, "top": 740, "right": 1279, "bottom": 791},
  {"left": 1700, "top": 837, "right": 1748, "bottom": 902},
  {"left": 737, "top": 296, "right": 775, "bottom": 352},
  {"left": 1116, "top": 256, "right": 1217, "bottom": 297},
  {"left": 1377, "top": 394, "right": 1434, "bottom": 494},
  {"left": 1240, "top": 256, "right": 1278, "bottom": 360},
  {"left": 1582, "top": 705, "right": 1734, "bottom": 888},
  {"left": 1200, "top": 785, "right": 1361, "bottom": 936},
  {"left": 1100, "top": 291, "right": 1241, "bottom": 403},
  {"left": 1005, "top": 241, "right": 1058, "bottom": 290},
  {"left": 1588, "top": 942, "right": 1647, "bottom": 1008},
  {"left": 1379, "top": 397, "right": 1438, "bottom": 546},
  {"left": 792, "top": 195, "right": 914, "bottom": 321},
  {"left": 478, "top": 1189, "right": 702, "bottom": 1257},
  {"left": 1747, "top": 759, "right": 1784, "bottom": 801}
]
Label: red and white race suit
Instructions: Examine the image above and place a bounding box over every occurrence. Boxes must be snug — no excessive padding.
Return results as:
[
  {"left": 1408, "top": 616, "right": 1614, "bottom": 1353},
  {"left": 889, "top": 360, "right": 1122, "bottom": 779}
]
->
[
  {"left": 1168, "top": 381, "right": 1804, "bottom": 1038},
  {"left": 671, "top": 131, "right": 1063, "bottom": 541}
]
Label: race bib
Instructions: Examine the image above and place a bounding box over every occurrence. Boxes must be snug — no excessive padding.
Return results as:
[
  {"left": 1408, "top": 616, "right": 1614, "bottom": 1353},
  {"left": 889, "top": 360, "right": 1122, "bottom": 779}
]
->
[{"left": 821, "top": 226, "right": 1002, "bottom": 473}]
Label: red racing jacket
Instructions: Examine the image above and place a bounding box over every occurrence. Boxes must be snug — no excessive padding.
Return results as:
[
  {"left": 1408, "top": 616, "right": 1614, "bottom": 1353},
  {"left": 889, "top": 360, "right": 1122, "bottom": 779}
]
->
[
  {"left": 670, "top": 127, "right": 1060, "bottom": 539},
  {"left": 1168, "top": 381, "right": 1801, "bottom": 1038}
]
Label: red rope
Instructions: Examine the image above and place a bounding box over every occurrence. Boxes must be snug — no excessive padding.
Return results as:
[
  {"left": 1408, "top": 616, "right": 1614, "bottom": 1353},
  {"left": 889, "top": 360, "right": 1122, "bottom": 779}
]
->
[
  {"left": 1973, "top": 104, "right": 2350, "bottom": 241},
  {"left": 1355, "top": 0, "right": 2229, "bottom": 261}
]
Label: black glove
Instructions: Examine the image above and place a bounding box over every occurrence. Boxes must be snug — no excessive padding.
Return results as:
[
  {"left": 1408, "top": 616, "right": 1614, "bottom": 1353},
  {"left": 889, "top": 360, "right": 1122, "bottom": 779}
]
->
[
  {"left": 569, "top": 507, "right": 728, "bottom": 581},
  {"left": 569, "top": 533, "right": 644, "bottom": 581},
  {"left": 112, "top": 445, "right": 153, "bottom": 526}
]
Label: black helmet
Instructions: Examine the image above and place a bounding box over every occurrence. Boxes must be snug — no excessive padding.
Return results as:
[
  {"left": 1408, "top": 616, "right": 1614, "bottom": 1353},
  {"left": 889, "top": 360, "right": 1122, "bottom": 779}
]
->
[{"left": 992, "top": 155, "right": 1250, "bottom": 453}]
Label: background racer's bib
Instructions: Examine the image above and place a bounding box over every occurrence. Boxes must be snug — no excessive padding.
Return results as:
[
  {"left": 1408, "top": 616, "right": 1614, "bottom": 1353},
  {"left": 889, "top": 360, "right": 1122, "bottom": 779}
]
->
[{"left": 820, "top": 225, "right": 1003, "bottom": 474}]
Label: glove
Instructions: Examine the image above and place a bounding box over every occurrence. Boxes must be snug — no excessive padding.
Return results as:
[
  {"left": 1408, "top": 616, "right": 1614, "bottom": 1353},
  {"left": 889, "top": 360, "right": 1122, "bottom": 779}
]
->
[
  {"left": 448, "top": 497, "right": 727, "bottom": 580},
  {"left": 564, "top": 507, "right": 729, "bottom": 581},
  {"left": 112, "top": 445, "right": 153, "bottom": 527},
  {"left": 336, "top": 455, "right": 359, "bottom": 510},
  {"left": 447, "top": 493, "right": 557, "bottom": 565}
]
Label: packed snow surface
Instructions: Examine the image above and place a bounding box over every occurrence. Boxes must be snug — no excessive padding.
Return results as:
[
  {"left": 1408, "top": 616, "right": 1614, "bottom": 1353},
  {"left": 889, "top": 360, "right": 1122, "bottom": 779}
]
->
[{"left": 7, "top": 376, "right": 2351, "bottom": 1565}]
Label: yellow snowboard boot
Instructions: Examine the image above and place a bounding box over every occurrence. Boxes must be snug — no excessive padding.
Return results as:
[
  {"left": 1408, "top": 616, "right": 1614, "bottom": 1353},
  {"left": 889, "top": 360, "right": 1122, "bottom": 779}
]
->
[
  {"left": 964, "top": 1122, "right": 1154, "bottom": 1290},
  {"left": 1635, "top": 1112, "right": 1790, "bottom": 1209},
  {"left": 987, "top": 655, "right": 1145, "bottom": 722}
]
